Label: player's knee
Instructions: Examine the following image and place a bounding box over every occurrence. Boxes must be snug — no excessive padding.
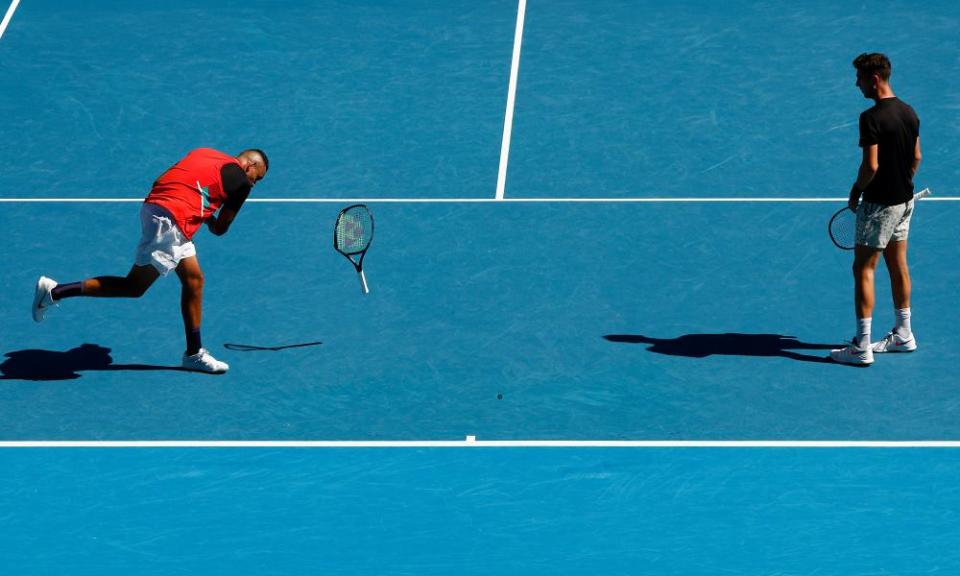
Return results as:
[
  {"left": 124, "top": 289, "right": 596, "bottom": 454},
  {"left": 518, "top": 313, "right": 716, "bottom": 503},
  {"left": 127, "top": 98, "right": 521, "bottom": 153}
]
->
[
  {"left": 185, "top": 273, "right": 204, "bottom": 293},
  {"left": 883, "top": 254, "right": 909, "bottom": 273},
  {"left": 886, "top": 260, "right": 907, "bottom": 276}
]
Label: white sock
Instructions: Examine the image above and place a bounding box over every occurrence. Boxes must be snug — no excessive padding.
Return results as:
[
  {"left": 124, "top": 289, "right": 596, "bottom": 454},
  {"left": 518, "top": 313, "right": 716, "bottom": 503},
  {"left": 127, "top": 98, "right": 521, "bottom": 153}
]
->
[
  {"left": 895, "top": 308, "right": 912, "bottom": 338},
  {"left": 856, "top": 317, "right": 872, "bottom": 349}
]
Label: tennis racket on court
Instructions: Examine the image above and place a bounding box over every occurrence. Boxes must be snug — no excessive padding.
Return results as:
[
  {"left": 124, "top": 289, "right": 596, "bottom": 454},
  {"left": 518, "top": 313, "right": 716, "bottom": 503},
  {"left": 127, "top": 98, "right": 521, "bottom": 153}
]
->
[
  {"left": 828, "top": 187, "right": 931, "bottom": 250},
  {"left": 334, "top": 204, "right": 374, "bottom": 294}
]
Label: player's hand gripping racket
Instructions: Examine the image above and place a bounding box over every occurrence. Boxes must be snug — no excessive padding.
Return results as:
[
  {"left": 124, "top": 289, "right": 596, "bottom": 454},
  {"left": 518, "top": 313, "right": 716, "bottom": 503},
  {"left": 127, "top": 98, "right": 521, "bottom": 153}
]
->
[
  {"left": 334, "top": 204, "right": 374, "bottom": 294},
  {"left": 829, "top": 187, "right": 931, "bottom": 250}
]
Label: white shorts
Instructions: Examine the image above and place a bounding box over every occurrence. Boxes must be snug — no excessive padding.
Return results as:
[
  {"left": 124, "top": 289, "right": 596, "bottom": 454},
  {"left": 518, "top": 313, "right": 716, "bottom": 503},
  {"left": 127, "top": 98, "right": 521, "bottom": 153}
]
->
[
  {"left": 134, "top": 203, "right": 196, "bottom": 275},
  {"left": 856, "top": 199, "right": 914, "bottom": 249}
]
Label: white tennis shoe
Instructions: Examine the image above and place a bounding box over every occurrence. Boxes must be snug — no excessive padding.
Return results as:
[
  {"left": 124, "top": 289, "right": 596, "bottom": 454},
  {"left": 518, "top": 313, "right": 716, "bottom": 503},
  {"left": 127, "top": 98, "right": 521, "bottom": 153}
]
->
[
  {"left": 829, "top": 339, "right": 874, "bottom": 366},
  {"left": 32, "top": 276, "right": 58, "bottom": 322},
  {"left": 871, "top": 331, "right": 918, "bottom": 353},
  {"left": 182, "top": 348, "right": 230, "bottom": 374}
]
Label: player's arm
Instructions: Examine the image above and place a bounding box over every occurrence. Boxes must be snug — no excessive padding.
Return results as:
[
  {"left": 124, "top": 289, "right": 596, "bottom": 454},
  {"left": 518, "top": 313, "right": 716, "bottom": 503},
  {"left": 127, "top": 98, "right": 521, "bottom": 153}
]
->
[
  {"left": 206, "top": 206, "right": 238, "bottom": 236},
  {"left": 911, "top": 136, "right": 922, "bottom": 177},
  {"left": 206, "top": 164, "right": 251, "bottom": 236},
  {"left": 849, "top": 144, "right": 879, "bottom": 210}
]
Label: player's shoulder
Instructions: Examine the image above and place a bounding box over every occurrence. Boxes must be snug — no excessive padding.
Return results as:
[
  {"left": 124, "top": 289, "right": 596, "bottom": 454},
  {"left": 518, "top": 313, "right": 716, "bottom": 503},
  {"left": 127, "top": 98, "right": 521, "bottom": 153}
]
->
[
  {"left": 886, "top": 98, "right": 920, "bottom": 126},
  {"left": 186, "top": 147, "right": 235, "bottom": 160},
  {"left": 899, "top": 98, "right": 919, "bottom": 116}
]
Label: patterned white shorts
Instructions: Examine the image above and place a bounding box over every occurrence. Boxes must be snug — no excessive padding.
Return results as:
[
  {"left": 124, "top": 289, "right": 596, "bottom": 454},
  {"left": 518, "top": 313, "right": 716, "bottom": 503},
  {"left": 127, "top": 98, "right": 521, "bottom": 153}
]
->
[
  {"left": 134, "top": 203, "right": 196, "bottom": 275},
  {"left": 856, "top": 199, "right": 914, "bottom": 249}
]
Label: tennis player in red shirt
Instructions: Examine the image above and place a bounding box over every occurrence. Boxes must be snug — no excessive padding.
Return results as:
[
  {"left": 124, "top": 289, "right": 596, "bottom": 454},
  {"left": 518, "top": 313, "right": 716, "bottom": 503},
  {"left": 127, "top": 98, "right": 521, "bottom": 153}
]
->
[{"left": 33, "top": 148, "right": 268, "bottom": 374}]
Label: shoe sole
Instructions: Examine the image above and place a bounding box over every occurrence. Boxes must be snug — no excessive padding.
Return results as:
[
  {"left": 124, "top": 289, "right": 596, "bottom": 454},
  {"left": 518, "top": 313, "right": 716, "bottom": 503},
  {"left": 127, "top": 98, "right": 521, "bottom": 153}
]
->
[
  {"left": 830, "top": 358, "right": 874, "bottom": 367},
  {"left": 181, "top": 361, "right": 229, "bottom": 374},
  {"left": 829, "top": 352, "right": 874, "bottom": 366}
]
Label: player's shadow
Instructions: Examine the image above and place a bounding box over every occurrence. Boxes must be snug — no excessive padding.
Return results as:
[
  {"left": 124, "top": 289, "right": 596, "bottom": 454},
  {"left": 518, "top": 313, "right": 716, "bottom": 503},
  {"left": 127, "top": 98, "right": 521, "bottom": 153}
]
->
[
  {"left": 603, "top": 333, "right": 841, "bottom": 364},
  {"left": 0, "top": 343, "right": 192, "bottom": 381}
]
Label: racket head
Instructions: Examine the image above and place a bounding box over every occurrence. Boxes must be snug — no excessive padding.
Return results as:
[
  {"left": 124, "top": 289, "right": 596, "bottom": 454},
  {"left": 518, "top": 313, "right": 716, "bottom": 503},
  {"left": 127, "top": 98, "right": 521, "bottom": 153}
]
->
[
  {"left": 334, "top": 204, "right": 375, "bottom": 261},
  {"left": 828, "top": 206, "right": 857, "bottom": 250}
]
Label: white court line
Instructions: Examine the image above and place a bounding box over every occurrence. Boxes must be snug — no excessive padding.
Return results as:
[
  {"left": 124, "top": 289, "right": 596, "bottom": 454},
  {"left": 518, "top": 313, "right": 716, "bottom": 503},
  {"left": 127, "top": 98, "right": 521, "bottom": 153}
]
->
[
  {"left": 2, "top": 441, "right": 960, "bottom": 448},
  {"left": 495, "top": 0, "right": 527, "bottom": 200},
  {"left": 1, "top": 197, "right": 958, "bottom": 203},
  {"left": 0, "top": 0, "right": 21, "bottom": 42}
]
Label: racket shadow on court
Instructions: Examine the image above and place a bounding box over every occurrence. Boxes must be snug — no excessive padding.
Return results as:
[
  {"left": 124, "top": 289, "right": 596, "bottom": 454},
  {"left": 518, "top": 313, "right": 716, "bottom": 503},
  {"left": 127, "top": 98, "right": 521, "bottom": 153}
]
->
[
  {"left": 603, "top": 333, "right": 842, "bottom": 364},
  {"left": 0, "top": 344, "right": 195, "bottom": 381},
  {"left": 223, "top": 341, "right": 322, "bottom": 352}
]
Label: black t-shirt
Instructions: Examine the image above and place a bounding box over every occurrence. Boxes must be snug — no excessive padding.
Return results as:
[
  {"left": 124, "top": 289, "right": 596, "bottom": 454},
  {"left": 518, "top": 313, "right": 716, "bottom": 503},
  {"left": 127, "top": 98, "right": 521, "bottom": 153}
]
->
[
  {"left": 858, "top": 97, "right": 919, "bottom": 206},
  {"left": 220, "top": 163, "right": 251, "bottom": 212}
]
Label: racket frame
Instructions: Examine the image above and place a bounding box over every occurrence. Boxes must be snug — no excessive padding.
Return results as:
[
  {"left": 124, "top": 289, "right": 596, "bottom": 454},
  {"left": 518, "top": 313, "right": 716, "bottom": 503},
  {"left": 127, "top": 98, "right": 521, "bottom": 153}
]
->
[
  {"left": 334, "top": 203, "right": 374, "bottom": 294},
  {"left": 829, "top": 187, "right": 931, "bottom": 251},
  {"left": 828, "top": 206, "right": 857, "bottom": 250}
]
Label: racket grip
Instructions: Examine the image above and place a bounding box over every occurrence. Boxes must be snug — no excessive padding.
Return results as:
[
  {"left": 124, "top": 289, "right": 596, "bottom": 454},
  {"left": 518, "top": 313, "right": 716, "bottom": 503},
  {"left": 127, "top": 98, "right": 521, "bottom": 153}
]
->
[{"left": 358, "top": 270, "right": 369, "bottom": 294}]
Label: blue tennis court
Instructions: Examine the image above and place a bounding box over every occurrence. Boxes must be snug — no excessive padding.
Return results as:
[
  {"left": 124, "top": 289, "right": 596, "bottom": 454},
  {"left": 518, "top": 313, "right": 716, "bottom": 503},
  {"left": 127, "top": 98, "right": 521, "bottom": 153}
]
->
[{"left": 2, "top": 0, "right": 959, "bottom": 572}]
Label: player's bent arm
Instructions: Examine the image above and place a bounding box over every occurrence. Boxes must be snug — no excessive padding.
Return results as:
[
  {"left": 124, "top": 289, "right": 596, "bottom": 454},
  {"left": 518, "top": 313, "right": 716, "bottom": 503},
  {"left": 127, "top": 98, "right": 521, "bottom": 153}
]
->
[
  {"left": 911, "top": 137, "right": 922, "bottom": 177},
  {"left": 855, "top": 145, "right": 879, "bottom": 188},
  {"left": 849, "top": 144, "right": 878, "bottom": 208},
  {"left": 207, "top": 207, "right": 239, "bottom": 236}
]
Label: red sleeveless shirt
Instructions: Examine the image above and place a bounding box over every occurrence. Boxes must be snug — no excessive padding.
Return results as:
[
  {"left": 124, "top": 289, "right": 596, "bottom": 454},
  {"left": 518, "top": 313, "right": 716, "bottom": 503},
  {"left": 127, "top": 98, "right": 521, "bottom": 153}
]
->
[{"left": 145, "top": 148, "right": 241, "bottom": 240}]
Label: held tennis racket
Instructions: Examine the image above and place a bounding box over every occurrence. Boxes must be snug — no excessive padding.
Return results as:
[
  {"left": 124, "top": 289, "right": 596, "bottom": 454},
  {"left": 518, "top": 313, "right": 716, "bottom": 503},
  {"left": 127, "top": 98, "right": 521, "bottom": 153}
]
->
[
  {"left": 829, "top": 187, "right": 931, "bottom": 250},
  {"left": 334, "top": 204, "right": 374, "bottom": 294}
]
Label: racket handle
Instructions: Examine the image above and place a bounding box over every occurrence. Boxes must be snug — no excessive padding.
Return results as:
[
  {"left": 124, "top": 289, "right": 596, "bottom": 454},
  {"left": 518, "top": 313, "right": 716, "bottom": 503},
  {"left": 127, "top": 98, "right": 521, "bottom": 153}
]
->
[
  {"left": 914, "top": 187, "right": 931, "bottom": 200},
  {"left": 358, "top": 270, "right": 369, "bottom": 294}
]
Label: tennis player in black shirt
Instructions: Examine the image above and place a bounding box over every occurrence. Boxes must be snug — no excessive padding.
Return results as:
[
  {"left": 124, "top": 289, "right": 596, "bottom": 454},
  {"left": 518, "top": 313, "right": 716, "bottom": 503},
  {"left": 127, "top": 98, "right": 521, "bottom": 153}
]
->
[{"left": 831, "top": 53, "right": 921, "bottom": 366}]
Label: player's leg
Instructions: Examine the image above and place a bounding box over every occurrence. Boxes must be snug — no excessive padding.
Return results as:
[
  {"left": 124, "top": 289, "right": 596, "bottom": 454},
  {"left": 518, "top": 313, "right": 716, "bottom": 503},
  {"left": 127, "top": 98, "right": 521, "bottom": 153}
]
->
[
  {"left": 853, "top": 246, "right": 883, "bottom": 323},
  {"left": 872, "top": 239, "right": 917, "bottom": 353},
  {"left": 884, "top": 239, "right": 911, "bottom": 310},
  {"left": 176, "top": 255, "right": 204, "bottom": 342},
  {"left": 176, "top": 255, "right": 228, "bottom": 374},
  {"left": 33, "top": 265, "right": 160, "bottom": 322},
  {"left": 872, "top": 199, "right": 917, "bottom": 353},
  {"left": 33, "top": 203, "right": 170, "bottom": 321},
  {"left": 77, "top": 265, "right": 160, "bottom": 297},
  {"left": 831, "top": 246, "right": 881, "bottom": 365}
]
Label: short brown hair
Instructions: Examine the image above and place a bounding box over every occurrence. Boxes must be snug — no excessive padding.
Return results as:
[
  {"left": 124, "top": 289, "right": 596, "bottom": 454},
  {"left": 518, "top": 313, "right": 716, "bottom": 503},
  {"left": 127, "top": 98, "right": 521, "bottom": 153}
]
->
[{"left": 853, "top": 53, "right": 891, "bottom": 81}]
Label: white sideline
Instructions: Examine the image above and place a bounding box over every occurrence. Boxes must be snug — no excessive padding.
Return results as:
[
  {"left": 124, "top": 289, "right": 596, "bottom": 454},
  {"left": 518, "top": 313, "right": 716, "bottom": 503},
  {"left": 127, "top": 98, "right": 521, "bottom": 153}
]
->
[
  {"left": 495, "top": 0, "right": 527, "bottom": 200},
  {"left": 0, "top": 0, "right": 21, "bottom": 42}
]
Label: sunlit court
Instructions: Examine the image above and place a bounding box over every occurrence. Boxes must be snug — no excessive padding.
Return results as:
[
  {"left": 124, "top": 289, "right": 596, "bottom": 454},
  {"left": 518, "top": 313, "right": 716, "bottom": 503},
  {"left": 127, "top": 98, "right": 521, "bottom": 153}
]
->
[{"left": 2, "top": 0, "right": 959, "bottom": 572}]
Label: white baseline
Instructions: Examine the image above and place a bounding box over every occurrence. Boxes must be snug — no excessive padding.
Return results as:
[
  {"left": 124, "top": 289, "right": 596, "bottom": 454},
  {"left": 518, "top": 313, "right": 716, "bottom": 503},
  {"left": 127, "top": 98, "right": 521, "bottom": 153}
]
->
[{"left": 2, "top": 440, "right": 960, "bottom": 448}]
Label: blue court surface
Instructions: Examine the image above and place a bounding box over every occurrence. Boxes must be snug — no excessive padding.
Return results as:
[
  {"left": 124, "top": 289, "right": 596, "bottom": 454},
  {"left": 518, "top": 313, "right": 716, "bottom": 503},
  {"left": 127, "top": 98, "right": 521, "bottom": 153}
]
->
[{"left": 2, "top": 0, "right": 960, "bottom": 572}]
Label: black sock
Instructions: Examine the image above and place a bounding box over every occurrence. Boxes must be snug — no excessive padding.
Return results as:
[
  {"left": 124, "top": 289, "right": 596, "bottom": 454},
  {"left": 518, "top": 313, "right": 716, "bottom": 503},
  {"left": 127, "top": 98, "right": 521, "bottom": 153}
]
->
[
  {"left": 52, "top": 282, "right": 83, "bottom": 301},
  {"left": 186, "top": 328, "right": 202, "bottom": 356}
]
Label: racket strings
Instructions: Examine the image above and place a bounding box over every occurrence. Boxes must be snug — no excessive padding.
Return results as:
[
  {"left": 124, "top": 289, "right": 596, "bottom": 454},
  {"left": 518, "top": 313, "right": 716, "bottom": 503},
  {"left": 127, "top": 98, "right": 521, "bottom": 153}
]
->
[
  {"left": 829, "top": 209, "right": 857, "bottom": 249},
  {"left": 335, "top": 207, "right": 373, "bottom": 254}
]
